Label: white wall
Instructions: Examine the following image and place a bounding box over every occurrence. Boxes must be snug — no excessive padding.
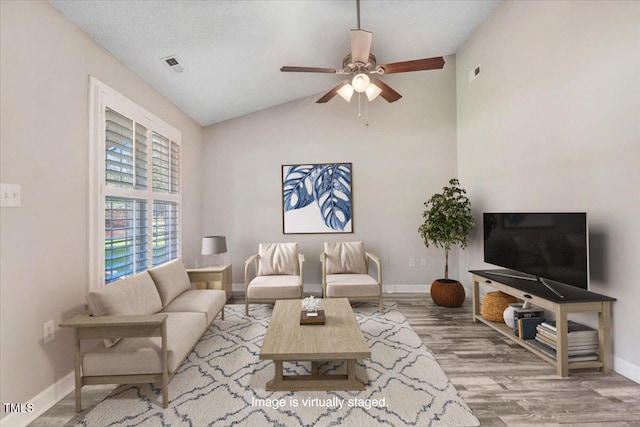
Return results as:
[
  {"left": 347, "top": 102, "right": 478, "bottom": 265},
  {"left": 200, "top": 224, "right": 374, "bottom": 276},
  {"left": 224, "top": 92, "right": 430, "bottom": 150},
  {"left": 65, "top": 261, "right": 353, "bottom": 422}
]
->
[
  {"left": 0, "top": 1, "right": 203, "bottom": 423},
  {"left": 456, "top": 1, "right": 640, "bottom": 381},
  {"left": 201, "top": 58, "right": 459, "bottom": 292}
]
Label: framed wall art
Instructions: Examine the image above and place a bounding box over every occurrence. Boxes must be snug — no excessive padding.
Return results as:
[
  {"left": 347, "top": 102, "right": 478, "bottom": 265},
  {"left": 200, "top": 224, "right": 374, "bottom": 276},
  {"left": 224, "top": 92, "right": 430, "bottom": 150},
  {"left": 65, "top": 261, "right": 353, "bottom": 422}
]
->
[{"left": 282, "top": 163, "right": 353, "bottom": 234}]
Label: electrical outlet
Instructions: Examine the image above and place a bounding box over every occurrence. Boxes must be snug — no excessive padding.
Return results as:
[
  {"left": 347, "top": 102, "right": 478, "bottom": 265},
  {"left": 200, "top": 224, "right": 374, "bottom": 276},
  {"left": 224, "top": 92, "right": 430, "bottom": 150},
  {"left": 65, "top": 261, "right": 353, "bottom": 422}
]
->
[
  {"left": 0, "top": 183, "right": 21, "bottom": 208},
  {"left": 43, "top": 320, "right": 55, "bottom": 344},
  {"left": 420, "top": 258, "right": 427, "bottom": 267},
  {"left": 409, "top": 258, "right": 415, "bottom": 267}
]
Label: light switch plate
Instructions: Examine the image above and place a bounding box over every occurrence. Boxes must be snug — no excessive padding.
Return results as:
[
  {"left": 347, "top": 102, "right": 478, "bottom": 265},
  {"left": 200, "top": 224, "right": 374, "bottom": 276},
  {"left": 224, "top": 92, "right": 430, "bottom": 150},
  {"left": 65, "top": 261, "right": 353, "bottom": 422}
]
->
[{"left": 0, "top": 183, "right": 21, "bottom": 207}]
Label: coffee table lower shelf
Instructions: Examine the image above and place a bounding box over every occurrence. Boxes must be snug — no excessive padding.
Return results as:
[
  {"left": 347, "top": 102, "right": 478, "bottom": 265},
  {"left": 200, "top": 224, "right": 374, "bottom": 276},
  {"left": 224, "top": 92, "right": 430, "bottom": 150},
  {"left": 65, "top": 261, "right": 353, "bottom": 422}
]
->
[{"left": 266, "top": 359, "right": 365, "bottom": 391}]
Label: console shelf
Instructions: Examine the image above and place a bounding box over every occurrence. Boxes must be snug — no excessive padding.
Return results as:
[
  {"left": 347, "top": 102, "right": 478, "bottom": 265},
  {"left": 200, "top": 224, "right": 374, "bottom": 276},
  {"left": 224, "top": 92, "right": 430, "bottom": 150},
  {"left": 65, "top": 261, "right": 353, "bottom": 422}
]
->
[{"left": 470, "top": 270, "right": 615, "bottom": 377}]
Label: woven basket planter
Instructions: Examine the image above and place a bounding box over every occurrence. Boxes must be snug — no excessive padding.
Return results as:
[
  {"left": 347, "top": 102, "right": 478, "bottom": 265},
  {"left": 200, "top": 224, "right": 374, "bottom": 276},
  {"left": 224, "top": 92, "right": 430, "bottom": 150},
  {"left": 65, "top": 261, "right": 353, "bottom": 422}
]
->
[
  {"left": 430, "top": 279, "right": 466, "bottom": 308},
  {"left": 481, "top": 291, "right": 518, "bottom": 322}
]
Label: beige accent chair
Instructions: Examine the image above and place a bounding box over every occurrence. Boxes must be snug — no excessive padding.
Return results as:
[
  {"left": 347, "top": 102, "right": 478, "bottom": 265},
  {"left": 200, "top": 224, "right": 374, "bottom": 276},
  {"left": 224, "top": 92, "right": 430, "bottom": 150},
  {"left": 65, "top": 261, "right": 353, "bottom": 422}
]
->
[
  {"left": 321, "top": 241, "right": 383, "bottom": 312},
  {"left": 244, "top": 242, "right": 305, "bottom": 315}
]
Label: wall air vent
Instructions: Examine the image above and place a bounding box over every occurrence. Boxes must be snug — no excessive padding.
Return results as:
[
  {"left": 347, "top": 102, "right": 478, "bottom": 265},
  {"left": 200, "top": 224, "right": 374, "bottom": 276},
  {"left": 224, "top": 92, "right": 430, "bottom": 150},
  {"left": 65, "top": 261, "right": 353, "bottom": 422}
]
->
[{"left": 161, "top": 55, "right": 186, "bottom": 74}]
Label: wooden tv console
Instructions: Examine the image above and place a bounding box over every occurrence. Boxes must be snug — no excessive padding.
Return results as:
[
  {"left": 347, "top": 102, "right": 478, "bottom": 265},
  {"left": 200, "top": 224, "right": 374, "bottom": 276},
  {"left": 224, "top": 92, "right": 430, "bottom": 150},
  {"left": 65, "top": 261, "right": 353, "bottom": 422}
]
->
[{"left": 470, "top": 270, "right": 615, "bottom": 377}]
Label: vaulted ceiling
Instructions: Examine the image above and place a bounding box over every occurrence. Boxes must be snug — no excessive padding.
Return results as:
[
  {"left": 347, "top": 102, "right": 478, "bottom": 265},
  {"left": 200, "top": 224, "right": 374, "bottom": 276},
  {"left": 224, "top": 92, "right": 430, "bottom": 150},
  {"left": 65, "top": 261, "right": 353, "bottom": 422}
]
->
[{"left": 50, "top": 0, "right": 500, "bottom": 126}]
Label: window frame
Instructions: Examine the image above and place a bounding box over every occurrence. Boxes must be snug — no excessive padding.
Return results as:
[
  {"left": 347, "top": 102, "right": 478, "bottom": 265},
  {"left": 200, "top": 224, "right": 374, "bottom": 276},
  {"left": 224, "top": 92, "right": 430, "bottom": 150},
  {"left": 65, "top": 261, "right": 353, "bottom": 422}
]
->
[{"left": 89, "top": 77, "right": 182, "bottom": 290}]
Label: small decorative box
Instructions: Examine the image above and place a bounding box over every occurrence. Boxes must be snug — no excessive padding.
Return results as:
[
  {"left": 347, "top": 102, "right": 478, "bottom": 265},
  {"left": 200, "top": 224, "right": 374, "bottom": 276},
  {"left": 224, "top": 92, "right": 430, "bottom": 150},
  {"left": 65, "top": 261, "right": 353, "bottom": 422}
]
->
[{"left": 300, "top": 310, "right": 326, "bottom": 325}]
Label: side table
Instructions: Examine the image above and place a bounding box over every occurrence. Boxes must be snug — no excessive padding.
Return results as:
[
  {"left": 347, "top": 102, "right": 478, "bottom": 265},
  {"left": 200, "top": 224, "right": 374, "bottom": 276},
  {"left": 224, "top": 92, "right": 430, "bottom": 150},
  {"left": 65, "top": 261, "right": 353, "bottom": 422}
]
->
[{"left": 187, "top": 265, "right": 232, "bottom": 301}]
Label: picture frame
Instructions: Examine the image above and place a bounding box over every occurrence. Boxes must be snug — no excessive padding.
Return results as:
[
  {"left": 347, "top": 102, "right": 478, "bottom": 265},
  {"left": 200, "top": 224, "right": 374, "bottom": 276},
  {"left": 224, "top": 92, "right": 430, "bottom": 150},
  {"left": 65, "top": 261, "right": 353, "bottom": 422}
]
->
[{"left": 282, "top": 163, "right": 353, "bottom": 234}]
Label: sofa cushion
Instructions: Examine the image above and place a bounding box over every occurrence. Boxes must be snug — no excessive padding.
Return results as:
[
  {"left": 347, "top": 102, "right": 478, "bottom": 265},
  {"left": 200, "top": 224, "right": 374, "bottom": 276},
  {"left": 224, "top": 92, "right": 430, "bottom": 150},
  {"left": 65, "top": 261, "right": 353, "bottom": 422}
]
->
[
  {"left": 162, "top": 289, "right": 225, "bottom": 325},
  {"left": 257, "top": 243, "right": 299, "bottom": 276},
  {"left": 324, "top": 241, "right": 367, "bottom": 274},
  {"left": 86, "top": 272, "right": 163, "bottom": 317},
  {"left": 247, "top": 275, "right": 301, "bottom": 299},
  {"left": 82, "top": 312, "right": 207, "bottom": 377},
  {"left": 148, "top": 259, "right": 192, "bottom": 307},
  {"left": 325, "top": 274, "right": 380, "bottom": 298},
  {"left": 86, "top": 272, "right": 163, "bottom": 348}
]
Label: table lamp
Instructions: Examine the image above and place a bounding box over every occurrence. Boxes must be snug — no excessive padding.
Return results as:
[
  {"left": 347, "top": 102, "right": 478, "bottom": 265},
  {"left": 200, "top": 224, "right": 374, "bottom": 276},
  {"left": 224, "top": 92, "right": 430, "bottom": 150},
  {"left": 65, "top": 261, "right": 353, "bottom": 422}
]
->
[{"left": 201, "top": 236, "right": 227, "bottom": 266}]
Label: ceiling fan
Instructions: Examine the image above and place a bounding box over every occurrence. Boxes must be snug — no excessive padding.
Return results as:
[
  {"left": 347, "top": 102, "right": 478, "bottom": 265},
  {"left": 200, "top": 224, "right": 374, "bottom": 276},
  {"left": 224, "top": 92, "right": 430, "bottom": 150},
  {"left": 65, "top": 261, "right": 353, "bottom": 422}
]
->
[{"left": 280, "top": 0, "right": 445, "bottom": 104}]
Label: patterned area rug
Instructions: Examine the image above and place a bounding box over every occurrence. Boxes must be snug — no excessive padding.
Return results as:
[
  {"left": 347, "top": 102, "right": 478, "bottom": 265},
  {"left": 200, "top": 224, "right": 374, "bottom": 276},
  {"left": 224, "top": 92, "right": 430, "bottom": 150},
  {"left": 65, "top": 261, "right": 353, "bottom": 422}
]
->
[{"left": 78, "top": 304, "right": 479, "bottom": 426}]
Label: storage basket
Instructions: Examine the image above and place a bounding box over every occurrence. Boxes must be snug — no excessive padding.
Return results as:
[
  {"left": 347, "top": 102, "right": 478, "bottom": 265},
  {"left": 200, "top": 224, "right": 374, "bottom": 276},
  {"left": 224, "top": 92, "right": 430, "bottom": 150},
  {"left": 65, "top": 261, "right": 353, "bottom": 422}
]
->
[{"left": 481, "top": 291, "right": 518, "bottom": 322}]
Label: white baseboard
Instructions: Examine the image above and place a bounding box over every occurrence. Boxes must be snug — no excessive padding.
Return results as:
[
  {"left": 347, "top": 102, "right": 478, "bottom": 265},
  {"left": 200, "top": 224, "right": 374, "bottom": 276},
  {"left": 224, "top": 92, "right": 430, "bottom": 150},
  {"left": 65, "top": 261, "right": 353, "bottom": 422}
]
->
[
  {"left": 382, "top": 284, "right": 431, "bottom": 293},
  {"left": 613, "top": 356, "right": 640, "bottom": 385},
  {"left": 0, "top": 371, "right": 74, "bottom": 427}
]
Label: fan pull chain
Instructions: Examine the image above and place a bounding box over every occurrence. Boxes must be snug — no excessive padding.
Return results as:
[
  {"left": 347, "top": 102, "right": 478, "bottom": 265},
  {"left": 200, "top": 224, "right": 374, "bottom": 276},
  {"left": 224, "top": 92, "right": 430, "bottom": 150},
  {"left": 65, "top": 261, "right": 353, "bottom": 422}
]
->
[
  {"left": 356, "top": 92, "right": 369, "bottom": 127},
  {"left": 363, "top": 95, "right": 369, "bottom": 127}
]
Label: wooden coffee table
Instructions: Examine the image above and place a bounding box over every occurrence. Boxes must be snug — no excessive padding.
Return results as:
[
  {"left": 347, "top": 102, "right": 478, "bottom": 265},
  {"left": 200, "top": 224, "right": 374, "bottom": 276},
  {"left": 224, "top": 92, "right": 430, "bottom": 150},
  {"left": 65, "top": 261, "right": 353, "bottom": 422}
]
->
[{"left": 259, "top": 298, "right": 371, "bottom": 391}]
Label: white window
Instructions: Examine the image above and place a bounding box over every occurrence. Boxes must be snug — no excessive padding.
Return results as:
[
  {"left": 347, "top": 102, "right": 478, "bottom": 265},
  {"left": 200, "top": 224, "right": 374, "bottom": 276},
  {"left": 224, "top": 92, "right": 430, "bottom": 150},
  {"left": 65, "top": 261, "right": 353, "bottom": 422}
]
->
[{"left": 89, "top": 77, "right": 181, "bottom": 288}]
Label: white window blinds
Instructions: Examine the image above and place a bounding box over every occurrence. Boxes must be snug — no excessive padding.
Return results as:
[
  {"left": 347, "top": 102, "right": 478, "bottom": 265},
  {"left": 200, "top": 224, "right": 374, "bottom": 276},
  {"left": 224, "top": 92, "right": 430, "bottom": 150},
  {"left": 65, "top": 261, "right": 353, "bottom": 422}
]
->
[
  {"left": 153, "top": 201, "right": 180, "bottom": 266},
  {"left": 105, "top": 108, "right": 149, "bottom": 189},
  {"left": 104, "top": 198, "right": 148, "bottom": 283},
  {"left": 91, "top": 78, "right": 182, "bottom": 288}
]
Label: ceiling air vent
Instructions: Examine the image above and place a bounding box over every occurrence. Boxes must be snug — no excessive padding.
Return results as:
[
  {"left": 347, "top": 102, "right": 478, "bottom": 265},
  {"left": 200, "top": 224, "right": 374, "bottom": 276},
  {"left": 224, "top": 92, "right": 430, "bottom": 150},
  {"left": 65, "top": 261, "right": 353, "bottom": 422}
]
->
[{"left": 162, "top": 55, "right": 186, "bottom": 74}]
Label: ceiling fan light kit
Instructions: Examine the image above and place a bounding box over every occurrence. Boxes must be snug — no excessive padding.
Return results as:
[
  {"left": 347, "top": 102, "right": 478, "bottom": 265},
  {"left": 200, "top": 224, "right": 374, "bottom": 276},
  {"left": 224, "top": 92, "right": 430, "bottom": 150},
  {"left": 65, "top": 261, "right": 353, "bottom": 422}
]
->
[
  {"left": 337, "top": 83, "right": 355, "bottom": 102},
  {"left": 365, "top": 83, "right": 382, "bottom": 102},
  {"left": 351, "top": 73, "right": 370, "bottom": 92},
  {"left": 280, "top": 0, "right": 445, "bottom": 116}
]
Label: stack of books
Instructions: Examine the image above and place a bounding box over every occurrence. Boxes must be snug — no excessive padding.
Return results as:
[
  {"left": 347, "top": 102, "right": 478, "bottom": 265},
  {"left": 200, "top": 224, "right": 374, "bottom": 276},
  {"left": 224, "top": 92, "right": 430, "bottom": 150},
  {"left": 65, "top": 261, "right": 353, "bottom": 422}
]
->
[
  {"left": 512, "top": 306, "right": 545, "bottom": 340},
  {"left": 529, "top": 320, "right": 599, "bottom": 362}
]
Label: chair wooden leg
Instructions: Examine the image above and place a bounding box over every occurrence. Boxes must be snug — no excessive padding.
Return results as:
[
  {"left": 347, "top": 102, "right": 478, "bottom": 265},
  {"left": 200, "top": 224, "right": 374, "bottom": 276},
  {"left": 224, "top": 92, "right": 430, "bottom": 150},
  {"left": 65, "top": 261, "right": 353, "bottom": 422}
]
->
[
  {"left": 162, "top": 385, "right": 168, "bottom": 409},
  {"left": 161, "top": 321, "right": 169, "bottom": 408},
  {"left": 73, "top": 329, "right": 82, "bottom": 412},
  {"left": 245, "top": 300, "right": 249, "bottom": 316},
  {"left": 74, "top": 382, "right": 82, "bottom": 413}
]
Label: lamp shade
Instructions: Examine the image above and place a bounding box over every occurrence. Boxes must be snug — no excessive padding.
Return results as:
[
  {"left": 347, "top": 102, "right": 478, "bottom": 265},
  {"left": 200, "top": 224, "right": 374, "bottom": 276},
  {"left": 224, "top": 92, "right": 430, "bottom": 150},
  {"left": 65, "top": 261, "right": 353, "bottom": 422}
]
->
[{"left": 201, "top": 236, "right": 227, "bottom": 255}]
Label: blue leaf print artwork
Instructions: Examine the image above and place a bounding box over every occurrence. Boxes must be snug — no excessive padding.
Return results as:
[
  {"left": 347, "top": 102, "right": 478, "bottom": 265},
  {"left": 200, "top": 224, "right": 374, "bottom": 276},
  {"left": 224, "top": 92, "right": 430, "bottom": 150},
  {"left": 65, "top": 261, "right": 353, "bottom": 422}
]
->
[
  {"left": 282, "top": 163, "right": 352, "bottom": 232},
  {"left": 283, "top": 165, "right": 317, "bottom": 211},
  {"left": 314, "top": 164, "right": 351, "bottom": 231}
]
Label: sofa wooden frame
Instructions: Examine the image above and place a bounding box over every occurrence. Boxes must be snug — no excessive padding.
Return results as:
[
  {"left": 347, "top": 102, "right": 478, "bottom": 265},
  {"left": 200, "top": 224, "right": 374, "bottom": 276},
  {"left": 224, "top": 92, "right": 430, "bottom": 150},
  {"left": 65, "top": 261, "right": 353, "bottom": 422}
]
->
[{"left": 60, "top": 307, "right": 224, "bottom": 412}]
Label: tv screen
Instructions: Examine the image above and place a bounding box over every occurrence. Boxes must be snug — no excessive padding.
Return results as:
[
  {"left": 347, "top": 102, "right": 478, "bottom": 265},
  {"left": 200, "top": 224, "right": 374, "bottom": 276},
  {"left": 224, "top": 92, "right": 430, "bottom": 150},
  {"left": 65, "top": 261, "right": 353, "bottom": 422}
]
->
[{"left": 483, "top": 213, "right": 588, "bottom": 290}]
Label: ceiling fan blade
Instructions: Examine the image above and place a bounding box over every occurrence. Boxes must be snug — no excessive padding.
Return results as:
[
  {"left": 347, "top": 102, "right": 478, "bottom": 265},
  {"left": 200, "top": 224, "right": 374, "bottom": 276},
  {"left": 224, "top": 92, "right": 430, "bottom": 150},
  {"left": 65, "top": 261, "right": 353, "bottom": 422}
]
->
[
  {"left": 370, "top": 78, "right": 402, "bottom": 103},
  {"left": 316, "top": 81, "right": 350, "bottom": 103},
  {"left": 280, "top": 66, "right": 337, "bottom": 73},
  {"left": 378, "top": 56, "right": 445, "bottom": 74},
  {"left": 350, "top": 29, "right": 372, "bottom": 64}
]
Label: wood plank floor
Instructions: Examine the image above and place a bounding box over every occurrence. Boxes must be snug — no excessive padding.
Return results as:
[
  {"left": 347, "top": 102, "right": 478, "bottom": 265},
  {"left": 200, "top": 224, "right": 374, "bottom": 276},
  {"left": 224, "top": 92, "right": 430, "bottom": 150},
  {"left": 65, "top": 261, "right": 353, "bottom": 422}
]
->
[{"left": 30, "top": 293, "right": 640, "bottom": 426}]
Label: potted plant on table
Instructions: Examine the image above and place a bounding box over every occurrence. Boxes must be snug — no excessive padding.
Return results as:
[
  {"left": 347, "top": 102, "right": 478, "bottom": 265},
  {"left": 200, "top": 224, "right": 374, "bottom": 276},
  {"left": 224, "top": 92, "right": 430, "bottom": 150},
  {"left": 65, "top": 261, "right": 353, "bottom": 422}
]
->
[{"left": 418, "top": 178, "right": 475, "bottom": 307}]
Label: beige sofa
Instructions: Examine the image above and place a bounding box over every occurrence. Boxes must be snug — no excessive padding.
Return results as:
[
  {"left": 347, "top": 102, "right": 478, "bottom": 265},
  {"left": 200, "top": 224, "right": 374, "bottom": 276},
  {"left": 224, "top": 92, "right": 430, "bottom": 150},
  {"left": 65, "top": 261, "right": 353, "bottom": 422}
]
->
[{"left": 60, "top": 259, "right": 226, "bottom": 412}]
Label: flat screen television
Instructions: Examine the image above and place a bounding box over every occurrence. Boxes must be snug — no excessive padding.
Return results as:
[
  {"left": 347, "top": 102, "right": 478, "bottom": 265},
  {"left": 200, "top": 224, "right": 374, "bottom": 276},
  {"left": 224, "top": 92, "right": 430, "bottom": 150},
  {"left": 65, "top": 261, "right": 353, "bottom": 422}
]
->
[{"left": 483, "top": 213, "right": 588, "bottom": 297}]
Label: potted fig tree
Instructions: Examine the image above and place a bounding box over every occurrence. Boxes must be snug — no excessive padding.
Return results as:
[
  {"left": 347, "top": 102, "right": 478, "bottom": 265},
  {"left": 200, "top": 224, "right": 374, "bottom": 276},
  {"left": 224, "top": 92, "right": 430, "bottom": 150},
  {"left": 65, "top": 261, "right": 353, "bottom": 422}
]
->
[{"left": 418, "top": 178, "right": 475, "bottom": 307}]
